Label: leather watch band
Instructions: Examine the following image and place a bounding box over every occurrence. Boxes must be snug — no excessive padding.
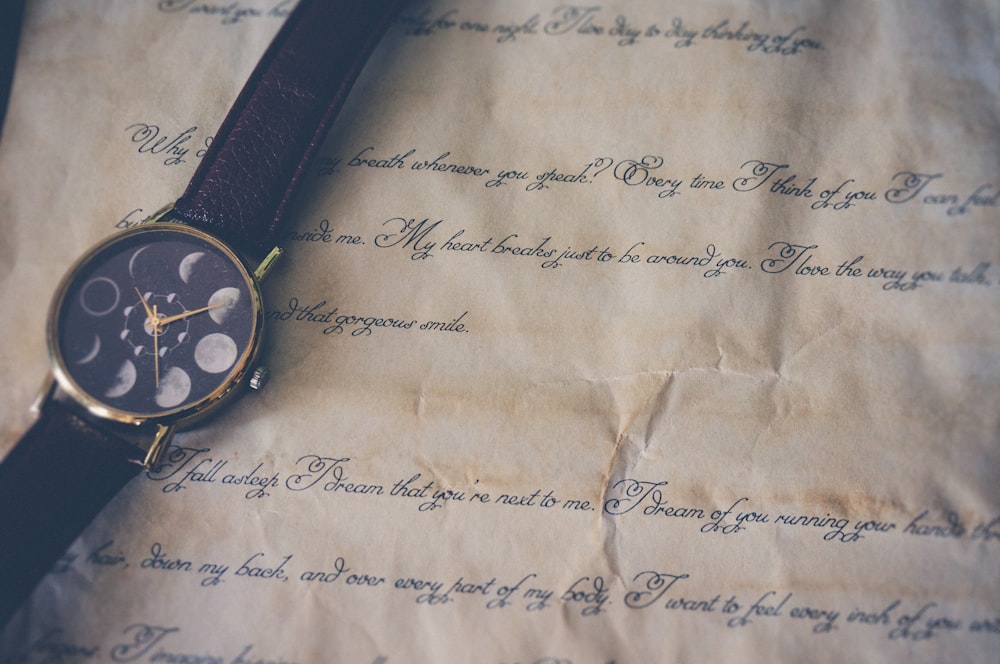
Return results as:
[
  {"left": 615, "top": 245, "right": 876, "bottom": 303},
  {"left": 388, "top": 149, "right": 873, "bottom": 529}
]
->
[
  {"left": 173, "top": 0, "right": 403, "bottom": 261},
  {"left": 0, "top": 0, "right": 403, "bottom": 628},
  {"left": 0, "top": 399, "right": 143, "bottom": 625},
  {"left": 0, "top": 0, "right": 25, "bottom": 140}
]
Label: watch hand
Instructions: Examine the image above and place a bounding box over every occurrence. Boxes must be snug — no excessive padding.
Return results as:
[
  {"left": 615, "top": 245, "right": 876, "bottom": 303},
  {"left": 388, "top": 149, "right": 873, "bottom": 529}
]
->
[
  {"left": 134, "top": 287, "right": 156, "bottom": 323},
  {"left": 137, "top": 287, "right": 164, "bottom": 384},
  {"left": 152, "top": 304, "right": 160, "bottom": 388},
  {"left": 157, "top": 301, "right": 225, "bottom": 327}
]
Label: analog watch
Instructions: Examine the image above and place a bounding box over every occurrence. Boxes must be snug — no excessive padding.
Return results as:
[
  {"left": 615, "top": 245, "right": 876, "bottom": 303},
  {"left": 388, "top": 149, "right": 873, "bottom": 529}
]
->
[{"left": 0, "top": 0, "right": 404, "bottom": 627}]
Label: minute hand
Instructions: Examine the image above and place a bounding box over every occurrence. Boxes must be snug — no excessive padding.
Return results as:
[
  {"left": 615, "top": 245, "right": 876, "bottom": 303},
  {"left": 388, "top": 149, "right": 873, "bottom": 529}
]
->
[{"left": 158, "top": 302, "right": 224, "bottom": 326}]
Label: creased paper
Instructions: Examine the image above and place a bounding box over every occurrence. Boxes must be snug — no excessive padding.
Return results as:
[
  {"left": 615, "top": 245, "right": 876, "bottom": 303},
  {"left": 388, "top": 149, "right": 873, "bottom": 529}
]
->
[{"left": 1, "top": 1, "right": 997, "bottom": 662}]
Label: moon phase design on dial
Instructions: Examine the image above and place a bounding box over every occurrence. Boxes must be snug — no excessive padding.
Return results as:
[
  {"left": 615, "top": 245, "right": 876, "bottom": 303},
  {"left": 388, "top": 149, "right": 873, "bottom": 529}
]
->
[
  {"left": 75, "top": 335, "right": 101, "bottom": 365},
  {"left": 120, "top": 292, "right": 191, "bottom": 357},
  {"left": 105, "top": 360, "right": 137, "bottom": 399},
  {"left": 179, "top": 251, "right": 206, "bottom": 284},
  {"left": 156, "top": 366, "right": 193, "bottom": 409},
  {"left": 52, "top": 225, "right": 260, "bottom": 419},
  {"left": 79, "top": 277, "right": 120, "bottom": 316}
]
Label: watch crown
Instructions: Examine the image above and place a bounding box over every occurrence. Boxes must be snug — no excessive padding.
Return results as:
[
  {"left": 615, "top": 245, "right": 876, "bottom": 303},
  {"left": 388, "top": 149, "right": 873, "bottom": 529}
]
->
[{"left": 249, "top": 367, "right": 269, "bottom": 391}]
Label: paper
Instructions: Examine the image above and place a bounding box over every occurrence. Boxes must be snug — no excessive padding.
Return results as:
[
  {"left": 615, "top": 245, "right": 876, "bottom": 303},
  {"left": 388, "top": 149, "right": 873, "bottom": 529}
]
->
[{"left": 1, "top": 0, "right": 997, "bottom": 661}]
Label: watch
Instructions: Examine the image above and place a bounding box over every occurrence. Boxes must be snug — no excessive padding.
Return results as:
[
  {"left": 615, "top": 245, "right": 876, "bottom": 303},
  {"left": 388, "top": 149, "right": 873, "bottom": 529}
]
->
[{"left": 0, "top": 0, "right": 403, "bottom": 627}]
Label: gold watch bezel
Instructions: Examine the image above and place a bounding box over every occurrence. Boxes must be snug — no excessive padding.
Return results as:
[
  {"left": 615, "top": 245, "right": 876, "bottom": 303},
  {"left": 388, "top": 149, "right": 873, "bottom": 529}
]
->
[{"left": 46, "top": 219, "right": 266, "bottom": 430}]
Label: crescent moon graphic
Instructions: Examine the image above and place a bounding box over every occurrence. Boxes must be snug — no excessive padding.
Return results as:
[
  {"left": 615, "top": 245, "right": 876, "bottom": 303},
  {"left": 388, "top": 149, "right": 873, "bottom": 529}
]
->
[
  {"left": 75, "top": 335, "right": 101, "bottom": 365},
  {"left": 128, "top": 246, "right": 150, "bottom": 279},
  {"left": 105, "top": 360, "right": 137, "bottom": 398},
  {"left": 156, "top": 367, "right": 192, "bottom": 408},
  {"left": 208, "top": 287, "right": 241, "bottom": 324},
  {"left": 179, "top": 252, "right": 206, "bottom": 284}
]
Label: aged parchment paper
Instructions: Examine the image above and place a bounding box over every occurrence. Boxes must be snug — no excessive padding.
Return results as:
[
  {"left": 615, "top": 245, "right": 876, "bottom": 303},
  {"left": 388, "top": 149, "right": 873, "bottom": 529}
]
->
[{"left": 1, "top": 1, "right": 997, "bottom": 662}]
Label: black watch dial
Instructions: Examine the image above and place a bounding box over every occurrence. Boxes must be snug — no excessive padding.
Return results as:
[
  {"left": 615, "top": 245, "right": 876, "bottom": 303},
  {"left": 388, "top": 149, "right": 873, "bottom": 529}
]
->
[{"left": 49, "top": 223, "right": 262, "bottom": 421}]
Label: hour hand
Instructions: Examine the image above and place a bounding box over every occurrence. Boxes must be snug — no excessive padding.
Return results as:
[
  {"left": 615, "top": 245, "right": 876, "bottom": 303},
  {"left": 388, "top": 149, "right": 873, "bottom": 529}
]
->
[
  {"left": 157, "top": 301, "right": 224, "bottom": 326},
  {"left": 134, "top": 287, "right": 156, "bottom": 322}
]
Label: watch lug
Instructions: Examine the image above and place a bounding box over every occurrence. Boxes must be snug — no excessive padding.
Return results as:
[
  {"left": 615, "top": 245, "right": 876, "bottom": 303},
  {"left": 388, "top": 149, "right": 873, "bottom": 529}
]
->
[
  {"left": 148, "top": 202, "right": 175, "bottom": 224},
  {"left": 29, "top": 371, "right": 56, "bottom": 418},
  {"left": 142, "top": 423, "right": 175, "bottom": 471},
  {"left": 254, "top": 246, "right": 283, "bottom": 282}
]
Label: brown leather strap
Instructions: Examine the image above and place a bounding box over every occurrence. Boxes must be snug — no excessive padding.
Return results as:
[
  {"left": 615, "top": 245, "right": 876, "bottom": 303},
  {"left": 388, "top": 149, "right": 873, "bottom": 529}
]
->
[
  {"left": 172, "top": 0, "right": 404, "bottom": 261},
  {"left": 0, "top": 399, "right": 143, "bottom": 626},
  {"left": 0, "top": 0, "right": 25, "bottom": 140}
]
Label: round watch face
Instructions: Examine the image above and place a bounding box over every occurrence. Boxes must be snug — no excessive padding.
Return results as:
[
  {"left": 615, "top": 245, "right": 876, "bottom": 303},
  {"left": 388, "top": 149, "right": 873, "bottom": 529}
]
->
[{"left": 49, "top": 223, "right": 263, "bottom": 423}]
